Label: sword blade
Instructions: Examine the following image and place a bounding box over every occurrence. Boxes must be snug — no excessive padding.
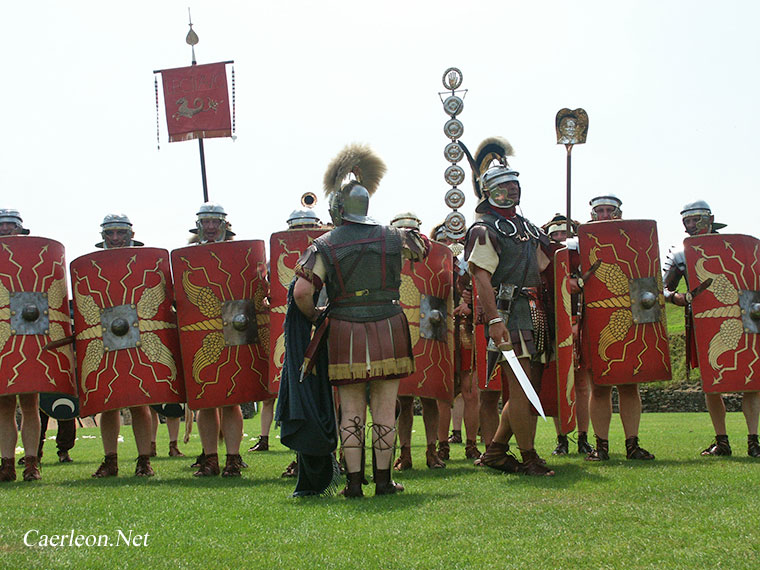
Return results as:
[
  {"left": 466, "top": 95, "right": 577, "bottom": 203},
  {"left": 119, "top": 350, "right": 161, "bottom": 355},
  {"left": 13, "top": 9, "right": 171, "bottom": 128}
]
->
[{"left": 500, "top": 348, "right": 547, "bottom": 420}]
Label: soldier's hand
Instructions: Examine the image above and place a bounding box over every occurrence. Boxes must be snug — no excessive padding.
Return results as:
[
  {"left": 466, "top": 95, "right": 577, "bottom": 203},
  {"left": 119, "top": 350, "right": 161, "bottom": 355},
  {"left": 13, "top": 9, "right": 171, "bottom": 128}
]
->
[
  {"left": 488, "top": 320, "right": 509, "bottom": 346},
  {"left": 453, "top": 302, "right": 471, "bottom": 317},
  {"left": 672, "top": 292, "right": 687, "bottom": 307}
]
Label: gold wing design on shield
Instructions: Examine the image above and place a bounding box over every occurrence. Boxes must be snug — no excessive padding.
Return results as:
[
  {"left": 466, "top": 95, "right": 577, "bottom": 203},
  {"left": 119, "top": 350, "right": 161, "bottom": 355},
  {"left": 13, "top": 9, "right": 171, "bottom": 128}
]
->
[
  {"left": 277, "top": 252, "right": 296, "bottom": 289},
  {"left": 399, "top": 273, "right": 420, "bottom": 347},
  {"left": 191, "top": 331, "right": 225, "bottom": 383},
  {"left": 182, "top": 271, "right": 222, "bottom": 318},
  {"left": 695, "top": 258, "right": 739, "bottom": 305},
  {"left": 707, "top": 319, "right": 743, "bottom": 369},
  {"left": 74, "top": 283, "right": 102, "bottom": 327},
  {"left": 47, "top": 278, "right": 67, "bottom": 310},
  {"left": 598, "top": 309, "right": 632, "bottom": 360},
  {"left": 140, "top": 332, "right": 177, "bottom": 381},
  {"left": 589, "top": 248, "right": 629, "bottom": 296},
  {"left": 136, "top": 273, "right": 167, "bottom": 320}
]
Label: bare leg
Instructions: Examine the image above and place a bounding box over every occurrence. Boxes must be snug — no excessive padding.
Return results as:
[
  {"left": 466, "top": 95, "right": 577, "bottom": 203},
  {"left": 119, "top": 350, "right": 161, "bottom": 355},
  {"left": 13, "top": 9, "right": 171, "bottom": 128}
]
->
[
  {"left": 0, "top": 395, "right": 18, "bottom": 458},
  {"left": 461, "top": 371, "right": 480, "bottom": 443},
  {"left": 337, "top": 383, "right": 368, "bottom": 473},
  {"left": 17, "top": 394, "right": 40, "bottom": 458},
  {"left": 369, "top": 379, "right": 401, "bottom": 471},
  {"left": 420, "top": 398, "right": 439, "bottom": 446},
  {"left": 396, "top": 396, "right": 414, "bottom": 448},
  {"left": 742, "top": 392, "right": 760, "bottom": 435},
  {"left": 590, "top": 384, "right": 613, "bottom": 440},
  {"left": 437, "top": 399, "right": 451, "bottom": 444},
  {"left": 575, "top": 367, "right": 592, "bottom": 434},
  {"left": 260, "top": 398, "right": 275, "bottom": 437},
  {"left": 100, "top": 409, "right": 122, "bottom": 455},
  {"left": 166, "top": 416, "right": 181, "bottom": 441},
  {"left": 221, "top": 405, "right": 243, "bottom": 455},
  {"left": 149, "top": 408, "right": 159, "bottom": 444},
  {"left": 618, "top": 384, "right": 642, "bottom": 439},
  {"left": 492, "top": 360, "right": 535, "bottom": 450},
  {"left": 451, "top": 394, "right": 464, "bottom": 433},
  {"left": 479, "top": 390, "right": 500, "bottom": 447},
  {"left": 705, "top": 392, "right": 728, "bottom": 435},
  {"left": 197, "top": 408, "right": 220, "bottom": 456},
  {"left": 130, "top": 406, "right": 153, "bottom": 456}
]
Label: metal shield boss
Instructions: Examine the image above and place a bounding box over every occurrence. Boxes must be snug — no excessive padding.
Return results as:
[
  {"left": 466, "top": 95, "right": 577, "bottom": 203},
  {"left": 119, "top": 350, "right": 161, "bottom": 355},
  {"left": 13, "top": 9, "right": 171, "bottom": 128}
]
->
[
  {"left": 537, "top": 248, "right": 576, "bottom": 432},
  {"left": 685, "top": 234, "right": 760, "bottom": 393},
  {"left": 268, "top": 228, "right": 326, "bottom": 395},
  {"left": 172, "top": 240, "right": 270, "bottom": 409},
  {"left": 71, "top": 248, "right": 185, "bottom": 416},
  {"left": 578, "top": 220, "right": 671, "bottom": 385},
  {"left": 0, "top": 237, "right": 75, "bottom": 397},
  {"left": 398, "top": 241, "right": 454, "bottom": 402}
]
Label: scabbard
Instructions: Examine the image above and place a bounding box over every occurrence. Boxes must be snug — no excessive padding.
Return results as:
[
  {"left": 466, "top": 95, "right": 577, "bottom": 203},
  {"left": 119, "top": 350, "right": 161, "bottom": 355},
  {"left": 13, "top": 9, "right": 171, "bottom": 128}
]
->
[{"left": 300, "top": 317, "right": 330, "bottom": 382}]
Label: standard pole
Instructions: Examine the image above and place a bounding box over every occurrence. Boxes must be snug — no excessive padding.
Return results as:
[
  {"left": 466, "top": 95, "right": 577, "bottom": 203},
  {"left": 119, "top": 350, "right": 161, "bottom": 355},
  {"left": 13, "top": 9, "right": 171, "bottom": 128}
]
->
[
  {"left": 198, "top": 138, "right": 209, "bottom": 202},
  {"left": 565, "top": 144, "right": 573, "bottom": 237}
]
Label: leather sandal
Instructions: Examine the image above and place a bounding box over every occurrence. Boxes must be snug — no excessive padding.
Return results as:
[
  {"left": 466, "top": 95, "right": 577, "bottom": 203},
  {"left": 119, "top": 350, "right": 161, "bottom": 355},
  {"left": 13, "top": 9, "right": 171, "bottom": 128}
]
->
[
  {"left": 190, "top": 452, "right": 205, "bottom": 469},
  {"left": 340, "top": 472, "right": 364, "bottom": 498},
  {"left": 585, "top": 436, "right": 609, "bottom": 461},
  {"left": 577, "top": 431, "right": 594, "bottom": 455},
  {"left": 479, "top": 441, "right": 520, "bottom": 473},
  {"left": 22, "top": 456, "right": 41, "bottom": 481},
  {"left": 374, "top": 469, "right": 404, "bottom": 495},
  {"left": 552, "top": 434, "right": 569, "bottom": 456},
  {"left": 248, "top": 435, "right": 269, "bottom": 452},
  {"left": 748, "top": 434, "right": 760, "bottom": 458},
  {"left": 222, "top": 454, "right": 243, "bottom": 477},
  {"left": 93, "top": 453, "right": 119, "bottom": 478},
  {"left": 520, "top": 449, "right": 555, "bottom": 476},
  {"left": 448, "top": 430, "right": 462, "bottom": 444},
  {"left": 193, "top": 453, "right": 220, "bottom": 477},
  {"left": 427, "top": 443, "right": 445, "bottom": 469},
  {"left": 135, "top": 455, "right": 155, "bottom": 477},
  {"left": 393, "top": 445, "right": 412, "bottom": 471},
  {"left": 281, "top": 460, "right": 299, "bottom": 478},
  {"left": 168, "top": 441, "right": 185, "bottom": 457},
  {"left": 0, "top": 457, "right": 16, "bottom": 482},
  {"left": 625, "top": 436, "right": 654, "bottom": 460},
  {"left": 58, "top": 450, "right": 73, "bottom": 463},
  {"left": 701, "top": 434, "right": 731, "bottom": 456},
  {"left": 437, "top": 441, "right": 450, "bottom": 461},
  {"left": 464, "top": 439, "right": 481, "bottom": 460}
]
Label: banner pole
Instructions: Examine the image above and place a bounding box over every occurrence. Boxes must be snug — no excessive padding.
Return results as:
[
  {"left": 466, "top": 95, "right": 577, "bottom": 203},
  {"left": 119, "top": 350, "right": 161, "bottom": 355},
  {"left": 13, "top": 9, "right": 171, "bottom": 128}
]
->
[{"left": 199, "top": 138, "right": 209, "bottom": 202}]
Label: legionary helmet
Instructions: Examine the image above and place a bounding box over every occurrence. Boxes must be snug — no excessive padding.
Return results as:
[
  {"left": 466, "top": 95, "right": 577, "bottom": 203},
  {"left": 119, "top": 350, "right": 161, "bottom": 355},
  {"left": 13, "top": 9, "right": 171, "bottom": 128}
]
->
[
  {"left": 680, "top": 200, "right": 726, "bottom": 235},
  {"left": 0, "top": 208, "right": 30, "bottom": 235},
  {"left": 323, "top": 144, "right": 385, "bottom": 226},
  {"left": 97, "top": 213, "right": 144, "bottom": 248},
  {"left": 589, "top": 194, "right": 622, "bottom": 220},
  {"left": 191, "top": 202, "right": 235, "bottom": 242},
  {"left": 462, "top": 137, "right": 519, "bottom": 214},
  {"left": 542, "top": 213, "right": 578, "bottom": 241},
  {"left": 287, "top": 193, "right": 322, "bottom": 229},
  {"left": 390, "top": 212, "right": 422, "bottom": 230}
]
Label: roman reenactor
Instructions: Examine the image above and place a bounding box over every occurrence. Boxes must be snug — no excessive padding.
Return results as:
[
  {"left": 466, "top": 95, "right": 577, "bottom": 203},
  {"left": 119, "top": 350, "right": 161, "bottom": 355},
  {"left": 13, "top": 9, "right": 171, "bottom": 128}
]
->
[
  {"left": 290, "top": 144, "right": 428, "bottom": 497},
  {"left": 664, "top": 201, "right": 760, "bottom": 457},
  {"left": 464, "top": 137, "right": 555, "bottom": 476}
]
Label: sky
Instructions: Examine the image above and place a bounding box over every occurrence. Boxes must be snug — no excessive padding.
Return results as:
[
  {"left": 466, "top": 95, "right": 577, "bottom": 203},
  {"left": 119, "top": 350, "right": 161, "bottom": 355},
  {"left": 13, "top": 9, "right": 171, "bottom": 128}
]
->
[{"left": 2, "top": 1, "right": 758, "bottom": 267}]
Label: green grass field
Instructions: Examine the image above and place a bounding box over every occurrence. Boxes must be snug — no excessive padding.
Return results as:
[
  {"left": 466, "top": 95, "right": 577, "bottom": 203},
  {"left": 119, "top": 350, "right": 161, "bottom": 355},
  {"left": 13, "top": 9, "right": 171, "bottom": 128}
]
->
[{"left": 1, "top": 413, "right": 759, "bottom": 569}]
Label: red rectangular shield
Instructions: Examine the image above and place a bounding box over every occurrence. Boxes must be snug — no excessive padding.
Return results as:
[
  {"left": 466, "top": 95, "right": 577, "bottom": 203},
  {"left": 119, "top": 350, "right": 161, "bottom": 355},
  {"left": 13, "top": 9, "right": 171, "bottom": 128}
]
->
[
  {"left": 398, "top": 241, "right": 454, "bottom": 402},
  {"left": 172, "top": 240, "right": 271, "bottom": 409},
  {"left": 579, "top": 220, "right": 671, "bottom": 385},
  {"left": 71, "top": 248, "right": 186, "bottom": 416},
  {"left": 268, "top": 228, "right": 327, "bottom": 394},
  {"left": 0, "top": 237, "right": 75, "bottom": 397},
  {"left": 160, "top": 62, "right": 231, "bottom": 142},
  {"left": 685, "top": 234, "right": 760, "bottom": 393}
]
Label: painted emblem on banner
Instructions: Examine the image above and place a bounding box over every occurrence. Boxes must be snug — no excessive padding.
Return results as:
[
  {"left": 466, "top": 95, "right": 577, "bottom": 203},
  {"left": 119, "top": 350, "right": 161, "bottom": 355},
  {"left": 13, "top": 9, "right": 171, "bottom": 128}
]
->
[
  {"left": 398, "top": 241, "right": 454, "bottom": 401},
  {"left": 579, "top": 220, "right": 671, "bottom": 385},
  {"left": 685, "top": 234, "right": 760, "bottom": 393}
]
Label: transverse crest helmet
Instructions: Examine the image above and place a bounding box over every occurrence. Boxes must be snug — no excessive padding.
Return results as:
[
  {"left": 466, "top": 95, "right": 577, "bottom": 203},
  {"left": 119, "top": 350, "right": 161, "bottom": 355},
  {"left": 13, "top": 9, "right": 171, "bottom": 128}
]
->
[
  {"left": 323, "top": 144, "right": 386, "bottom": 226},
  {"left": 460, "top": 137, "right": 519, "bottom": 214}
]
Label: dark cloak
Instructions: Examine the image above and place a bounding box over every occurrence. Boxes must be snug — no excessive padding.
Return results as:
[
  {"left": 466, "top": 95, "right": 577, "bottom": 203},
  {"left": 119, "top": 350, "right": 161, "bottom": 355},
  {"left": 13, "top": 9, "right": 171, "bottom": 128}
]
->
[{"left": 275, "top": 283, "right": 339, "bottom": 497}]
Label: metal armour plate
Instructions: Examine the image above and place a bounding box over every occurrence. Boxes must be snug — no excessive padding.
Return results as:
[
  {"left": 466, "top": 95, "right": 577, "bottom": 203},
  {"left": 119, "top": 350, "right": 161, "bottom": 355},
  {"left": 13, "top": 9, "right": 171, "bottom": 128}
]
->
[
  {"left": 10, "top": 292, "right": 49, "bottom": 335},
  {"left": 629, "top": 277, "right": 661, "bottom": 324},
  {"left": 420, "top": 294, "right": 447, "bottom": 342},
  {"left": 222, "top": 299, "right": 258, "bottom": 346},
  {"left": 739, "top": 289, "right": 760, "bottom": 334},
  {"left": 101, "top": 304, "right": 141, "bottom": 351}
]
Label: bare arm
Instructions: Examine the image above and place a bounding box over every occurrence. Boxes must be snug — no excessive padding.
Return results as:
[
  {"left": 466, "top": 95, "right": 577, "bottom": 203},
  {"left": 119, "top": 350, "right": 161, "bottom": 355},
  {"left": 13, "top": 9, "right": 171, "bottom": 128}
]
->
[
  {"left": 293, "top": 277, "right": 317, "bottom": 321},
  {"left": 471, "top": 264, "right": 509, "bottom": 346}
]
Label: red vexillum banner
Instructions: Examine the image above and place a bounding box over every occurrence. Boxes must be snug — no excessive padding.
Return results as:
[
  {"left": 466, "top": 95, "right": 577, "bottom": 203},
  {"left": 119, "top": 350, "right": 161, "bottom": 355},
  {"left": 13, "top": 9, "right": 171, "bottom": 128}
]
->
[{"left": 160, "top": 62, "right": 231, "bottom": 142}]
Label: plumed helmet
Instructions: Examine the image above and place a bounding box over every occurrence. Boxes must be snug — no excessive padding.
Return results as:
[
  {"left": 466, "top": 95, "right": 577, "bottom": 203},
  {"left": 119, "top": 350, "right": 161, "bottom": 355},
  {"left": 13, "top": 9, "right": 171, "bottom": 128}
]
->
[
  {"left": 0, "top": 208, "right": 29, "bottom": 234},
  {"left": 323, "top": 144, "right": 385, "bottom": 226},
  {"left": 589, "top": 194, "right": 622, "bottom": 220},
  {"left": 390, "top": 212, "right": 422, "bottom": 230}
]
